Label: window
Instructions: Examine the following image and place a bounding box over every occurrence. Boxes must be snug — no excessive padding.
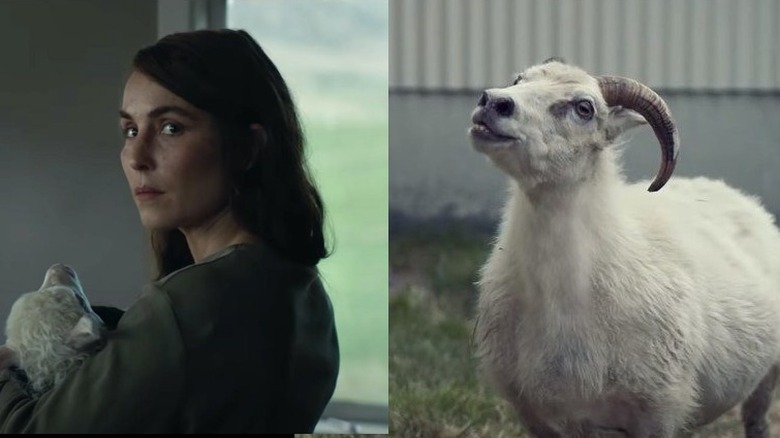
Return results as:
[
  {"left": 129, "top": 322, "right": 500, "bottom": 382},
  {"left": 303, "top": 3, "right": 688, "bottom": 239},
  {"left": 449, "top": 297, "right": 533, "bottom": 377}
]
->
[{"left": 227, "top": 0, "right": 388, "bottom": 414}]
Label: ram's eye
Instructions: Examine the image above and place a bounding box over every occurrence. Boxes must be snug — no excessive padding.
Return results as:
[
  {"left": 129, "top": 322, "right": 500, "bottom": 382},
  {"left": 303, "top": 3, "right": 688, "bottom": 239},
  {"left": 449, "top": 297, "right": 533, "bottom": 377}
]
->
[
  {"left": 512, "top": 74, "right": 523, "bottom": 85},
  {"left": 574, "top": 100, "right": 594, "bottom": 119}
]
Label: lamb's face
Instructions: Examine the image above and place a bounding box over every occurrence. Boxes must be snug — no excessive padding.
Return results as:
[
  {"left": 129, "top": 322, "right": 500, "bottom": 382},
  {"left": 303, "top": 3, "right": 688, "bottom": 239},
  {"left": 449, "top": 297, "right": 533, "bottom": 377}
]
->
[
  {"left": 469, "top": 61, "right": 646, "bottom": 191},
  {"left": 6, "top": 265, "right": 107, "bottom": 358},
  {"left": 41, "top": 263, "right": 83, "bottom": 295},
  {"left": 0, "top": 265, "right": 108, "bottom": 395}
]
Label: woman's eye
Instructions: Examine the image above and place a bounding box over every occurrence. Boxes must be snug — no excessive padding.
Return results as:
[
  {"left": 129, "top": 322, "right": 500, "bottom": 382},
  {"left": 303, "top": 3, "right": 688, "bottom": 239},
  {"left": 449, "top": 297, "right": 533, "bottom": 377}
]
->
[
  {"left": 123, "top": 127, "right": 138, "bottom": 138},
  {"left": 574, "top": 100, "right": 594, "bottom": 119},
  {"left": 161, "top": 122, "right": 181, "bottom": 135}
]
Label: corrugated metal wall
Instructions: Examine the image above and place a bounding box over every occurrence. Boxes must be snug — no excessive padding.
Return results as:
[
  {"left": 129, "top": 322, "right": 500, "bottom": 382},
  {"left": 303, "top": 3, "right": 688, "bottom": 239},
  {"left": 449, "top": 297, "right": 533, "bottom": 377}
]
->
[{"left": 390, "top": 0, "right": 780, "bottom": 92}]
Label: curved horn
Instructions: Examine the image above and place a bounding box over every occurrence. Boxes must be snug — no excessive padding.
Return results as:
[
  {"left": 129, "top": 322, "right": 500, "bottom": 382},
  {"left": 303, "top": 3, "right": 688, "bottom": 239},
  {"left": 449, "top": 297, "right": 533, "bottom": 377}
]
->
[{"left": 597, "top": 76, "right": 680, "bottom": 192}]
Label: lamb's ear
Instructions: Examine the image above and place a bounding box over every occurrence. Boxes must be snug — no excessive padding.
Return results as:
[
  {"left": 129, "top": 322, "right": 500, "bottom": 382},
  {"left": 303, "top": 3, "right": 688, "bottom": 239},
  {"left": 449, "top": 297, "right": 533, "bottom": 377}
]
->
[
  {"left": 0, "top": 345, "right": 18, "bottom": 370},
  {"left": 604, "top": 106, "right": 647, "bottom": 141},
  {"left": 66, "top": 315, "right": 105, "bottom": 352}
]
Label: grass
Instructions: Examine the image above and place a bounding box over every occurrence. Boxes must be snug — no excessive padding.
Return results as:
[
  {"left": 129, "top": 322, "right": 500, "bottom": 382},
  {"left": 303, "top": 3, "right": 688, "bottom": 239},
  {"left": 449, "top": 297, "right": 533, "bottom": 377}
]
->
[
  {"left": 306, "top": 120, "right": 388, "bottom": 405},
  {"left": 389, "top": 227, "right": 780, "bottom": 437},
  {"left": 390, "top": 227, "right": 526, "bottom": 437}
]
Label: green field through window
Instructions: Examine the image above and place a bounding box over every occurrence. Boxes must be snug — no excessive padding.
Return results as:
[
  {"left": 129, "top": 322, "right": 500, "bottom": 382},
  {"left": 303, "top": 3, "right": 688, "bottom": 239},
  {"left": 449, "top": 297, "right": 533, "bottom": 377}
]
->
[{"left": 227, "top": 0, "right": 388, "bottom": 405}]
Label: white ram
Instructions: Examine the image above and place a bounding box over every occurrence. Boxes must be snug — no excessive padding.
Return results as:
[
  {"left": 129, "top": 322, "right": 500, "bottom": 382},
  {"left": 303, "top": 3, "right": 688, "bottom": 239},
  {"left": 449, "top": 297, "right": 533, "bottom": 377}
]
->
[
  {"left": 0, "top": 264, "right": 107, "bottom": 397},
  {"left": 469, "top": 58, "right": 780, "bottom": 437}
]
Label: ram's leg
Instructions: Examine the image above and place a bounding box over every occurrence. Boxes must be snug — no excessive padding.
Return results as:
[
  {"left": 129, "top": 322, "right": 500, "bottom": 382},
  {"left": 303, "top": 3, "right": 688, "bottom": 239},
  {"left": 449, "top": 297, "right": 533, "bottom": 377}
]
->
[
  {"left": 508, "top": 396, "right": 561, "bottom": 438},
  {"left": 560, "top": 405, "right": 675, "bottom": 438},
  {"left": 614, "top": 391, "right": 687, "bottom": 438},
  {"left": 561, "top": 421, "right": 624, "bottom": 438},
  {"left": 618, "top": 410, "right": 676, "bottom": 438},
  {"left": 741, "top": 364, "right": 779, "bottom": 438}
]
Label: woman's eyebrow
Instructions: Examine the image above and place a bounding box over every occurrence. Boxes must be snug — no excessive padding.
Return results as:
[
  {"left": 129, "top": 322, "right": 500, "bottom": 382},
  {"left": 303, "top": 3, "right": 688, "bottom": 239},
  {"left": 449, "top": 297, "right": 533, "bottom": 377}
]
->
[{"left": 119, "top": 105, "right": 197, "bottom": 121}]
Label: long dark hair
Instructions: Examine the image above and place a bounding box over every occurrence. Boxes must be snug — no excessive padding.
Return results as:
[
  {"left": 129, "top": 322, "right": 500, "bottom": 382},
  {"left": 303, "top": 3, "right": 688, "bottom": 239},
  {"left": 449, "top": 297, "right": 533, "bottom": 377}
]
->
[{"left": 131, "top": 29, "right": 329, "bottom": 279}]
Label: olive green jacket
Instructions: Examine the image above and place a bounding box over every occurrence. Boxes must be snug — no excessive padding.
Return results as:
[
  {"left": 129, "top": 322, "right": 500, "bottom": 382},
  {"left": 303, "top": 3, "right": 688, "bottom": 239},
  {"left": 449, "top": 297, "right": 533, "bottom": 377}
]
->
[{"left": 0, "top": 243, "right": 340, "bottom": 433}]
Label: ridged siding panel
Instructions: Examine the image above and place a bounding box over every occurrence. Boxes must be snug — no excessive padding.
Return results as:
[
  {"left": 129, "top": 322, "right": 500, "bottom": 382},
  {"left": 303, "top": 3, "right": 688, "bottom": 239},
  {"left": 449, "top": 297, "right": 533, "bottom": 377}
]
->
[{"left": 390, "top": 0, "right": 780, "bottom": 92}]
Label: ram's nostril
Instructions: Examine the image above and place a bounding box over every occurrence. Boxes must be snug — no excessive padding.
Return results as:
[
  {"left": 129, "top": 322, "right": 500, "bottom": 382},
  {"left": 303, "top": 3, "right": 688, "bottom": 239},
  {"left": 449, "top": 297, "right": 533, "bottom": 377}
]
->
[
  {"left": 477, "top": 92, "right": 488, "bottom": 107},
  {"left": 493, "top": 97, "right": 515, "bottom": 117}
]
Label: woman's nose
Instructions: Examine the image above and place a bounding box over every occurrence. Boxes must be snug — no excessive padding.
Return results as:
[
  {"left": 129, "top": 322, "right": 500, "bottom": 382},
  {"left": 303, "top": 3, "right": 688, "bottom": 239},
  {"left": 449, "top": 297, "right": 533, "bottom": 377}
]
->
[
  {"left": 130, "top": 155, "right": 151, "bottom": 171},
  {"left": 123, "top": 135, "right": 154, "bottom": 171}
]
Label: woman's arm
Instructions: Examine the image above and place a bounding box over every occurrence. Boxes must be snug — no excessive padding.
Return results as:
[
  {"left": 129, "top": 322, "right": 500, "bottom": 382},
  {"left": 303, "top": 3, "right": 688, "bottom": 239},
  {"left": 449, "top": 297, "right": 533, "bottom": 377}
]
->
[{"left": 0, "top": 285, "right": 186, "bottom": 433}]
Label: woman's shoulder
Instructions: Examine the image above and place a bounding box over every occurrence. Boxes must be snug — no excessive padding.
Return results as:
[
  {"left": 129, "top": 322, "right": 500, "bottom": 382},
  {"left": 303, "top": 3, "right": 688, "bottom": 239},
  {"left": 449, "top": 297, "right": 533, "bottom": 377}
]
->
[
  {"left": 157, "top": 242, "right": 318, "bottom": 292},
  {"left": 147, "top": 241, "right": 331, "bottom": 338}
]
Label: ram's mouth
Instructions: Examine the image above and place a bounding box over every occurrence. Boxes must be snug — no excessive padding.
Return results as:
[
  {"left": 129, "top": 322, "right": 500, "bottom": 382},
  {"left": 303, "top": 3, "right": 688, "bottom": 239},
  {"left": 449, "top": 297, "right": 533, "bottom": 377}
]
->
[{"left": 469, "top": 122, "right": 517, "bottom": 143}]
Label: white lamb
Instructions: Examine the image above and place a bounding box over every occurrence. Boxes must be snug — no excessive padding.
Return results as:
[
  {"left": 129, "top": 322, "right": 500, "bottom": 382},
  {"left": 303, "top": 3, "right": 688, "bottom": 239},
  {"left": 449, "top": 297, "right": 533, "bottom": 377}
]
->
[
  {"left": 0, "top": 264, "right": 107, "bottom": 397},
  {"left": 469, "top": 58, "right": 780, "bottom": 437}
]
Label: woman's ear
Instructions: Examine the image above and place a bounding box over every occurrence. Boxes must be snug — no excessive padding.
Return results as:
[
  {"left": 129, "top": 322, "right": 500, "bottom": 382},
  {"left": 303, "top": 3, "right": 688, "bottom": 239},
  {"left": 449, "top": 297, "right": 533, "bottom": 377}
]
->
[{"left": 246, "top": 123, "right": 266, "bottom": 170}]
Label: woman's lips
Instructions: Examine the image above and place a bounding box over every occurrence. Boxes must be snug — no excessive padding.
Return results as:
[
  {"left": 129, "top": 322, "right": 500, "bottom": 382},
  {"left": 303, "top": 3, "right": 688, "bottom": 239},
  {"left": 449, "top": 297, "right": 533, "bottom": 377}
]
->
[{"left": 134, "top": 186, "right": 163, "bottom": 200}]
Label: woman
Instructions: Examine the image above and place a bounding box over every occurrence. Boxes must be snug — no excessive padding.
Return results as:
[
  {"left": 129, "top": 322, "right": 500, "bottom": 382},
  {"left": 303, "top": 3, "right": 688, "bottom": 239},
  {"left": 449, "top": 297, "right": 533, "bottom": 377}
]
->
[{"left": 0, "top": 29, "right": 339, "bottom": 434}]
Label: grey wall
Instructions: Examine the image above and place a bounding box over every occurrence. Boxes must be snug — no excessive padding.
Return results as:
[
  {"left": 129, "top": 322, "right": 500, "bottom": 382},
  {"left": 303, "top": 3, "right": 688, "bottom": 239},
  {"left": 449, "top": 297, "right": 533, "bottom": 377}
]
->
[
  {"left": 0, "top": 0, "right": 158, "bottom": 317},
  {"left": 390, "top": 92, "right": 780, "bottom": 227},
  {"left": 389, "top": 0, "right": 780, "bottom": 231},
  {"left": 391, "top": 0, "right": 780, "bottom": 92}
]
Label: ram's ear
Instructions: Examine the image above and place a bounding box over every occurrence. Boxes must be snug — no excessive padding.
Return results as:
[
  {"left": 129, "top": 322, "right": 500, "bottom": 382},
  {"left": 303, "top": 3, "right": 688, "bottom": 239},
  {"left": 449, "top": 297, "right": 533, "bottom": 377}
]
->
[
  {"left": 0, "top": 345, "right": 18, "bottom": 370},
  {"left": 604, "top": 105, "right": 647, "bottom": 141}
]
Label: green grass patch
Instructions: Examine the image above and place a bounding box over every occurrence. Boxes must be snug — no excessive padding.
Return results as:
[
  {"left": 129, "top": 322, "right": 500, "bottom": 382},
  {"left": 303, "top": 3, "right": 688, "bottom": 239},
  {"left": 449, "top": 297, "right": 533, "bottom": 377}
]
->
[
  {"left": 390, "top": 230, "right": 527, "bottom": 437},
  {"left": 390, "top": 227, "right": 491, "bottom": 317},
  {"left": 390, "top": 291, "right": 526, "bottom": 438}
]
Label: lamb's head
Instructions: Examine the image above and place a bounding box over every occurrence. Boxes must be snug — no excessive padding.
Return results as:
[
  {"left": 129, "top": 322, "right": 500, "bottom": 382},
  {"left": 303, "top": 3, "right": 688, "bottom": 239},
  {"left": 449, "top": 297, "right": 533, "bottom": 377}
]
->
[
  {"left": 0, "top": 264, "right": 107, "bottom": 395},
  {"left": 468, "top": 58, "right": 679, "bottom": 193}
]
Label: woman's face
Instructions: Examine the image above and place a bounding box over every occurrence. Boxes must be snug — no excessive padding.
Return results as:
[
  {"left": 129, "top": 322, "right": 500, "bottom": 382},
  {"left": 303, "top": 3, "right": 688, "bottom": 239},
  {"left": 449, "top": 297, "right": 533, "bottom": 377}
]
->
[{"left": 120, "top": 70, "right": 229, "bottom": 231}]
